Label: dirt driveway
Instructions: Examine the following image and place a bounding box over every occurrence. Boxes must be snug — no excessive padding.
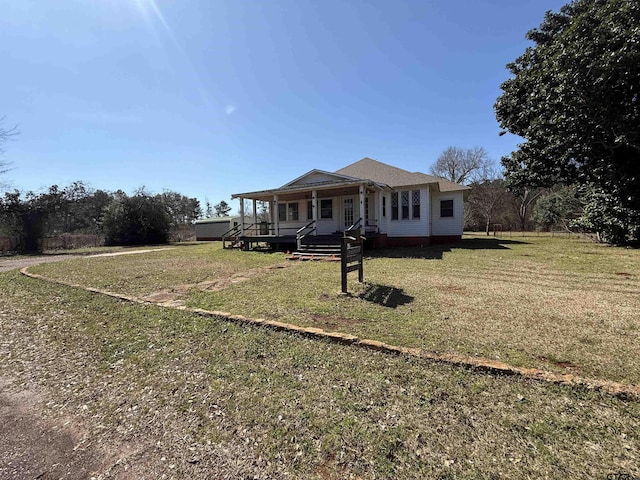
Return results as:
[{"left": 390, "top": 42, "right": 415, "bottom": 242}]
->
[
  {"left": 0, "top": 378, "right": 108, "bottom": 480},
  {"left": 0, "top": 252, "right": 169, "bottom": 479},
  {"left": 0, "top": 255, "right": 83, "bottom": 273}
]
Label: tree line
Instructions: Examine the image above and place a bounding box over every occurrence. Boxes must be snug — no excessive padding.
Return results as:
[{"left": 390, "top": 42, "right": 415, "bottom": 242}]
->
[
  {"left": 435, "top": 0, "right": 638, "bottom": 245},
  {"left": 0, "top": 181, "right": 202, "bottom": 253},
  {"left": 431, "top": 146, "right": 599, "bottom": 237}
]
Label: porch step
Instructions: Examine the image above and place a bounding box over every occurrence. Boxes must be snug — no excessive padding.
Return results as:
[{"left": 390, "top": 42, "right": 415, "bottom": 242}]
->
[
  {"left": 290, "top": 243, "right": 342, "bottom": 260},
  {"left": 289, "top": 251, "right": 341, "bottom": 261}
]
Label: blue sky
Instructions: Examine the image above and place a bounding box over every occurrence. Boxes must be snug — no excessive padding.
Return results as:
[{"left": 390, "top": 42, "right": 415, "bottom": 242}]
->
[{"left": 1, "top": 0, "right": 567, "bottom": 211}]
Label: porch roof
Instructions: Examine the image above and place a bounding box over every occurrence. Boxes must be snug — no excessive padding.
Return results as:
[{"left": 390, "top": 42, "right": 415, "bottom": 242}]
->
[{"left": 231, "top": 178, "right": 389, "bottom": 201}]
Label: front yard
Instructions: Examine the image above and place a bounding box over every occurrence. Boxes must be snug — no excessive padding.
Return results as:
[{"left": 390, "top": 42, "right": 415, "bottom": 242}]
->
[
  {"left": 1, "top": 261, "right": 639, "bottom": 478},
  {"left": 31, "top": 235, "right": 640, "bottom": 385}
]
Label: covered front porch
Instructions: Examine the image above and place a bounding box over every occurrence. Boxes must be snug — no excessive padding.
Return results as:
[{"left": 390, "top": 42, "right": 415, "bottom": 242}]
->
[{"left": 227, "top": 180, "right": 387, "bottom": 251}]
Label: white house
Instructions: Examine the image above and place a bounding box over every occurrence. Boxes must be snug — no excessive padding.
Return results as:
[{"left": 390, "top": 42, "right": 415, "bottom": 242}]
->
[{"left": 230, "top": 157, "right": 469, "bottom": 249}]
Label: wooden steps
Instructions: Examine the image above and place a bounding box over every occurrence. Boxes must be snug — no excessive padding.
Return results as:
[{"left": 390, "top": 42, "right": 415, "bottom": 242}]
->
[{"left": 291, "top": 234, "right": 342, "bottom": 260}]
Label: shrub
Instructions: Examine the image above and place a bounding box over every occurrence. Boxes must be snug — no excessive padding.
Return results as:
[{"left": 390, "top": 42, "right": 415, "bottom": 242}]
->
[{"left": 102, "top": 194, "right": 171, "bottom": 246}]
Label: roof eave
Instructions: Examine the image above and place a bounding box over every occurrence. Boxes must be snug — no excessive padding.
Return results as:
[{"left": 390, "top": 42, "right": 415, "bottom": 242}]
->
[{"left": 232, "top": 179, "right": 389, "bottom": 199}]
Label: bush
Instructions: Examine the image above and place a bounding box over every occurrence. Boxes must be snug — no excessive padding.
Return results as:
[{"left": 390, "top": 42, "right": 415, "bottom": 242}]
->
[{"left": 102, "top": 194, "right": 171, "bottom": 246}]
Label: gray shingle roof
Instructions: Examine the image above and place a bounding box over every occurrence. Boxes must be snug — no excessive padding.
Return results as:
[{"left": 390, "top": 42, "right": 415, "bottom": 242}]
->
[{"left": 336, "top": 157, "right": 469, "bottom": 192}]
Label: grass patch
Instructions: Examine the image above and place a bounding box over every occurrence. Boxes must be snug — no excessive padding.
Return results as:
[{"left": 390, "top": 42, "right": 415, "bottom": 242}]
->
[
  {"left": 31, "top": 237, "right": 640, "bottom": 384},
  {"left": 30, "top": 242, "right": 286, "bottom": 296},
  {"left": 1, "top": 271, "right": 639, "bottom": 478}
]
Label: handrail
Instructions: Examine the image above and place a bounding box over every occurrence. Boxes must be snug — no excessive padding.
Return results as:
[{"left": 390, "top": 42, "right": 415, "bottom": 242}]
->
[
  {"left": 296, "top": 220, "right": 317, "bottom": 236},
  {"left": 222, "top": 223, "right": 242, "bottom": 249},
  {"left": 222, "top": 222, "right": 256, "bottom": 249},
  {"left": 296, "top": 220, "right": 317, "bottom": 250},
  {"left": 345, "top": 218, "right": 362, "bottom": 234},
  {"left": 241, "top": 223, "right": 257, "bottom": 235},
  {"left": 221, "top": 223, "right": 241, "bottom": 239}
]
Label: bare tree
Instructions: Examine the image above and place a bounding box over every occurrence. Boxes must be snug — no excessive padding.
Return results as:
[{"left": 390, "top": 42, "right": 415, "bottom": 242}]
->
[
  {"left": 466, "top": 168, "right": 507, "bottom": 235},
  {"left": 508, "top": 187, "right": 544, "bottom": 232},
  {"left": 0, "top": 117, "right": 19, "bottom": 181},
  {"left": 430, "top": 146, "right": 491, "bottom": 185}
]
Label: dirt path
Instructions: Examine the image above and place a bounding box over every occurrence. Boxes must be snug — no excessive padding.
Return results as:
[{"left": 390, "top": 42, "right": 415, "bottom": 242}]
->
[
  {"left": 0, "top": 250, "right": 175, "bottom": 479},
  {"left": 0, "top": 255, "right": 83, "bottom": 273},
  {"left": 0, "top": 378, "right": 107, "bottom": 480},
  {"left": 0, "top": 248, "right": 177, "bottom": 273}
]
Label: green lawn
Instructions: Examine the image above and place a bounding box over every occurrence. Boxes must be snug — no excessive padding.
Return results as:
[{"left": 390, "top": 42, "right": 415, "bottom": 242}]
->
[
  {"left": 1, "top": 269, "right": 639, "bottom": 478},
  {"left": 32, "top": 236, "right": 640, "bottom": 384}
]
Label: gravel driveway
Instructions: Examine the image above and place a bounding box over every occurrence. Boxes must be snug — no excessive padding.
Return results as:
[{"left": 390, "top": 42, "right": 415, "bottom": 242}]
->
[{"left": 0, "top": 255, "right": 84, "bottom": 273}]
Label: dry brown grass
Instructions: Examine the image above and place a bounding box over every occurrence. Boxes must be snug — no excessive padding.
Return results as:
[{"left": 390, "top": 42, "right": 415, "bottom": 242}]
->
[
  {"left": 1, "top": 270, "right": 640, "bottom": 478},
  {"left": 30, "top": 237, "right": 640, "bottom": 386}
]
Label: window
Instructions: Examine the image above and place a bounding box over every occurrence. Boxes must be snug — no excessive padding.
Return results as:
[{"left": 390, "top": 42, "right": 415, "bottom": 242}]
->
[
  {"left": 412, "top": 190, "right": 420, "bottom": 219},
  {"left": 277, "top": 202, "right": 299, "bottom": 221},
  {"left": 365, "top": 197, "right": 369, "bottom": 221},
  {"left": 401, "top": 191, "right": 410, "bottom": 219},
  {"left": 307, "top": 200, "right": 313, "bottom": 220},
  {"left": 343, "top": 198, "right": 354, "bottom": 227},
  {"left": 440, "top": 199, "right": 454, "bottom": 218},
  {"left": 392, "top": 190, "right": 421, "bottom": 220},
  {"left": 288, "top": 202, "right": 299, "bottom": 221},
  {"left": 382, "top": 196, "right": 386, "bottom": 217},
  {"left": 391, "top": 192, "right": 399, "bottom": 220},
  {"left": 320, "top": 199, "right": 333, "bottom": 219}
]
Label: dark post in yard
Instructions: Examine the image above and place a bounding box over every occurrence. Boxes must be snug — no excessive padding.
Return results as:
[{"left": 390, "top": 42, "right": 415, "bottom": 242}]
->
[{"left": 341, "top": 234, "right": 363, "bottom": 294}]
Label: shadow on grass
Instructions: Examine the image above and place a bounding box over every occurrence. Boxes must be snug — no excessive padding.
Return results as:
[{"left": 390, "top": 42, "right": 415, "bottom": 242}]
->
[
  {"left": 359, "top": 283, "right": 414, "bottom": 308},
  {"left": 369, "top": 237, "right": 530, "bottom": 260}
]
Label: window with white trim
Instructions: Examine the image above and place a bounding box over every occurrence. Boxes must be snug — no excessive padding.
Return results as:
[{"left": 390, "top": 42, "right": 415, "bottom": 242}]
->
[
  {"left": 440, "top": 199, "right": 454, "bottom": 218},
  {"left": 320, "top": 199, "right": 333, "bottom": 219},
  {"left": 401, "top": 191, "right": 410, "bottom": 219},
  {"left": 288, "top": 202, "right": 299, "bottom": 221},
  {"left": 391, "top": 189, "right": 421, "bottom": 220},
  {"left": 391, "top": 192, "right": 399, "bottom": 220},
  {"left": 412, "top": 190, "right": 420, "bottom": 219},
  {"left": 277, "top": 202, "right": 300, "bottom": 221}
]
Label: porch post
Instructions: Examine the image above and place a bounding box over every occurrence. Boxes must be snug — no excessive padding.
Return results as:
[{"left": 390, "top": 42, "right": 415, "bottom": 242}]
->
[
  {"left": 239, "top": 197, "right": 245, "bottom": 235},
  {"left": 312, "top": 190, "right": 318, "bottom": 236},
  {"left": 359, "top": 184, "right": 365, "bottom": 236},
  {"left": 252, "top": 199, "right": 257, "bottom": 226},
  {"left": 273, "top": 194, "right": 280, "bottom": 237}
]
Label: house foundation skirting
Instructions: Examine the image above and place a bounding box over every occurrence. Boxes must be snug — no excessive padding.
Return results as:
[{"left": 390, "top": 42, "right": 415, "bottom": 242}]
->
[{"left": 374, "top": 234, "right": 462, "bottom": 248}]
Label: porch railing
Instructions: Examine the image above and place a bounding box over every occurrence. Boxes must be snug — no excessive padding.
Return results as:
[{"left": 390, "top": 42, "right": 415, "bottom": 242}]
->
[
  {"left": 222, "top": 223, "right": 243, "bottom": 249},
  {"left": 296, "top": 220, "right": 317, "bottom": 250},
  {"left": 345, "top": 218, "right": 363, "bottom": 237},
  {"left": 364, "top": 218, "right": 378, "bottom": 233}
]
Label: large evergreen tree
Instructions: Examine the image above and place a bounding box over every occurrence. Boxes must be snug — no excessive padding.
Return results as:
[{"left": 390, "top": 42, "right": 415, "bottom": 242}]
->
[{"left": 495, "top": 0, "right": 640, "bottom": 244}]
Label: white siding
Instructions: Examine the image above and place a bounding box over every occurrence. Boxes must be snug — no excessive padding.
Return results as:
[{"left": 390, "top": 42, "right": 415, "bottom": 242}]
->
[
  {"left": 430, "top": 191, "right": 464, "bottom": 236},
  {"left": 316, "top": 198, "right": 339, "bottom": 234},
  {"left": 387, "top": 188, "right": 429, "bottom": 237},
  {"left": 289, "top": 172, "right": 339, "bottom": 186},
  {"left": 277, "top": 200, "right": 308, "bottom": 235}
]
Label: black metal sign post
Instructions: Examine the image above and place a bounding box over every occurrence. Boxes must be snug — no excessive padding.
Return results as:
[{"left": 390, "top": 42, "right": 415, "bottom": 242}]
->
[{"left": 341, "top": 234, "right": 364, "bottom": 294}]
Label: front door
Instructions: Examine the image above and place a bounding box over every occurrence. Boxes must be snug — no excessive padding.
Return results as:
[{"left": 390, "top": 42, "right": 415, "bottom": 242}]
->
[{"left": 343, "top": 197, "right": 354, "bottom": 229}]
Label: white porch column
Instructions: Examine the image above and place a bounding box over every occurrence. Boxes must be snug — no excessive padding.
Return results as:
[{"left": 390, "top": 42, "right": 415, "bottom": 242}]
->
[
  {"left": 312, "top": 190, "right": 318, "bottom": 236},
  {"left": 378, "top": 191, "right": 384, "bottom": 233},
  {"left": 239, "top": 197, "right": 245, "bottom": 235},
  {"left": 359, "top": 184, "right": 365, "bottom": 236},
  {"left": 273, "top": 194, "right": 280, "bottom": 236},
  {"left": 252, "top": 199, "right": 257, "bottom": 226}
]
